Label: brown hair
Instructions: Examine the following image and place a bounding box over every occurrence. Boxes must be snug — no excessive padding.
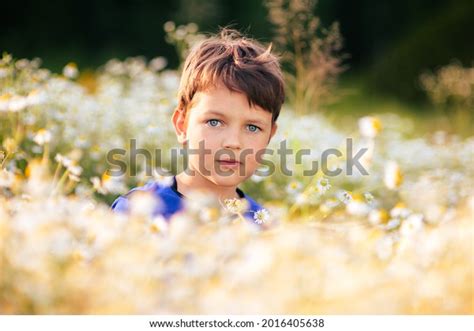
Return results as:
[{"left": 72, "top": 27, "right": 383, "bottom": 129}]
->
[{"left": 176, "top": 27, "right": 285, "bottom": 126}]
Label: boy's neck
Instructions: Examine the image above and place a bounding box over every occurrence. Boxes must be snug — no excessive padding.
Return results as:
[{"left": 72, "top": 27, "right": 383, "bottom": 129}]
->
[{"left": 175, "top": 171, "right": 241, "bottom": 200}]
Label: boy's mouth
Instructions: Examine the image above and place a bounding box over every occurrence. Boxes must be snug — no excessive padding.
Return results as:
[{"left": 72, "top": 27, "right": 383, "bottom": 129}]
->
[{"left": 216, "top": 158, "right": 242, "bottom": 168}]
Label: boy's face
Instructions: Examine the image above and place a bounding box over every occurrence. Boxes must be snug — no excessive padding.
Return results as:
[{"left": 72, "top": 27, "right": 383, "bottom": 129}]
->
[{"left": 172, "top": 83, "right": 278, "bottom": 188}]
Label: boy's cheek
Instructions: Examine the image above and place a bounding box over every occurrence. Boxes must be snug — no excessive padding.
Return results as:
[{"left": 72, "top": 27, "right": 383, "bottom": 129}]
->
[
  {"left": 242, "top": 155, "right": 260, "bottom": 173},
  {"left": 186, "top": 137, "right": 218, "bottom": 154},
  {"left": 187, "top": 155, "right": 214, "bottom": 175}
]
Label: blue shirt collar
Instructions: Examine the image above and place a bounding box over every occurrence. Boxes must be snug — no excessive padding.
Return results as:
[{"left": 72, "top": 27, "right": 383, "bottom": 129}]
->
[{"left": 170, "top": 175, "right": 246, "bottom": 199}]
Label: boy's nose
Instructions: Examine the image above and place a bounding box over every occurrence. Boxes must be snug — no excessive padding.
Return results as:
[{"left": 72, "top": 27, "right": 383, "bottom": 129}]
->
[{"left": 222, "top": 130, "right": 242, "bottom": 150}]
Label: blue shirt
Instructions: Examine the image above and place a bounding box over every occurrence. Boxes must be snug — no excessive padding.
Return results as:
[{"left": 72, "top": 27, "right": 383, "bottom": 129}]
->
[{"left": 111, "top": 176, "right": 265, "bottom": 224}]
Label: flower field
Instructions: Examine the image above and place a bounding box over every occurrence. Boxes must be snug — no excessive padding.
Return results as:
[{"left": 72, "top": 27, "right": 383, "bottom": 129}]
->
[{"left": 0, "top": 49, "right": 473, "bottom": 314}]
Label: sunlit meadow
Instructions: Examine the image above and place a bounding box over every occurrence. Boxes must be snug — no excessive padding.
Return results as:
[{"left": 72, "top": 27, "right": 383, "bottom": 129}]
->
[{"left": 1, "top": 11, "right": 473, "bottom": 314}]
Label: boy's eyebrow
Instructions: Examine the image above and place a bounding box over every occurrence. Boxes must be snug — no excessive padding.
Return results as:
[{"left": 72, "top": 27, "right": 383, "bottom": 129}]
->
[
  {"left": 205, "top": 110, "right": 227, "bottom": 117},
  {"left": 205, "top": 109, "right": 268, "bottom": 127}
]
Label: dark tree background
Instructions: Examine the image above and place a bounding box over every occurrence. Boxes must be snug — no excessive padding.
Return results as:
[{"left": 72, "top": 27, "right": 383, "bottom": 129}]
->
[{"left": 1, "top": 0, "right": 472, "bottom": 101}]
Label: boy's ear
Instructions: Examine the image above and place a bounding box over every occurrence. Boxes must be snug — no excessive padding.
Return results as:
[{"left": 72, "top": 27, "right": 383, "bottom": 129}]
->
[
  {"left": 268, "top": 122, "right": 278, "bottom": 143},
  {"left": 171, "top": 108, "right": 188, "bottom": 144}
]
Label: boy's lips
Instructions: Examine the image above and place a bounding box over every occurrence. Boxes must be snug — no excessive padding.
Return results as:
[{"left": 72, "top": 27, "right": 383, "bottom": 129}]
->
[
  {"left": 216, "top": 159, "right": 242, "bottom": 168},
  {"left": 216, "top": 159, "right": 241, "bottom": 164}
]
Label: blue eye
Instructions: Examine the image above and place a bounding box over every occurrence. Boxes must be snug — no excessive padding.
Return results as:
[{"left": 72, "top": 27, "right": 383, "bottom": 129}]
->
[
  {"left": 247, "top": 124, "right": 261, "bottom": 133},
  {"left": 207, "top": 119, "right": 222, "bottom": 127}
]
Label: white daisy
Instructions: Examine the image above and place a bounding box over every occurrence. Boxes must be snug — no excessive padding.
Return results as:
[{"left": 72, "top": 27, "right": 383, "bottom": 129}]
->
[
  {"left": 400, "top": 213, "right": 424, "bottom": 237},
  {"left": 63, "top": 62, "right": 78, "bottom": 79},
  {"left": 316, "top": 177, "right": 331, "bottom": 194},
  {"left": 223, "top": 198, "right": 247, "bottom": 214},
  {"left": 253, "top": 208, "right": 270, "bottom": 224},
  {"left": 286, "top": 180, "right": 302, "bottom": 194},
  {"left": 336, "top": 190, "right": 352, "bottom": 204},
  {"left": 364, "top": 192, "right": 375, "bottom": 204},
  {"left": 368, "top": 209, "right": 389, "bottom": 226},
  {"left": 8, "top": 95, "right": 27, "bottom": 112},
  {"left": 33, "top": 129, "right": 52, "bottom": 146},
  {"left": 150, "top": 215, "right": 169, "bottom": 234},
  {"left": 384, "top": 161, "right": 403, "bottom": 190},
  {"left": 358, "top": 116, "right": 382, "bottom": 138}
]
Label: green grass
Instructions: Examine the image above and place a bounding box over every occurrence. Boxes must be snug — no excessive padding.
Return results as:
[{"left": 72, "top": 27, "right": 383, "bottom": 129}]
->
[{"left": 321, "top": 73, "right": 455, "bottom": 136}]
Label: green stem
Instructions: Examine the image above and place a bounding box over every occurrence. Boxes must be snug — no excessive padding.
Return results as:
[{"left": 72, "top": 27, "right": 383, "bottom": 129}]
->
[
  {"left": 51, "top": 162, "right": 62, "bottom": 186},
  {"left": 236, "top": 212, "right": 247, "bottom": 223},
  {"left": 0, "top": 152, "right": 9, "bottom": 169},
  {"left": 51, "top": 169, "right": 69, "bottom": 196},
  {"left": 42, "top": 143, "right": 49, "bottom": 165}
]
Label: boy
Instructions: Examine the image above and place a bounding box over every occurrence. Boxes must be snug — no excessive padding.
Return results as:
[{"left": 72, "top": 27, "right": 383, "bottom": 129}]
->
[{"left": 111, "top": 27, "right": 285, "bottom": 225}]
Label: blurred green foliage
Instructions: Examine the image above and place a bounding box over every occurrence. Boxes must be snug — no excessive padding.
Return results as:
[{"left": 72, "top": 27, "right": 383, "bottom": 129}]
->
[
  {"left": 368, "top": 0, "right": 474, "bottom": 101},
  {"left": 1, "top": 0, "right": 472, "bottom": 104}
]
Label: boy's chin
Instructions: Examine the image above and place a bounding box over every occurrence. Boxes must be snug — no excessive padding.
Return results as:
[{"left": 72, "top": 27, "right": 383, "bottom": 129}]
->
[{"left": 209, "top": 172, "right": 247, "bottom": 187}]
